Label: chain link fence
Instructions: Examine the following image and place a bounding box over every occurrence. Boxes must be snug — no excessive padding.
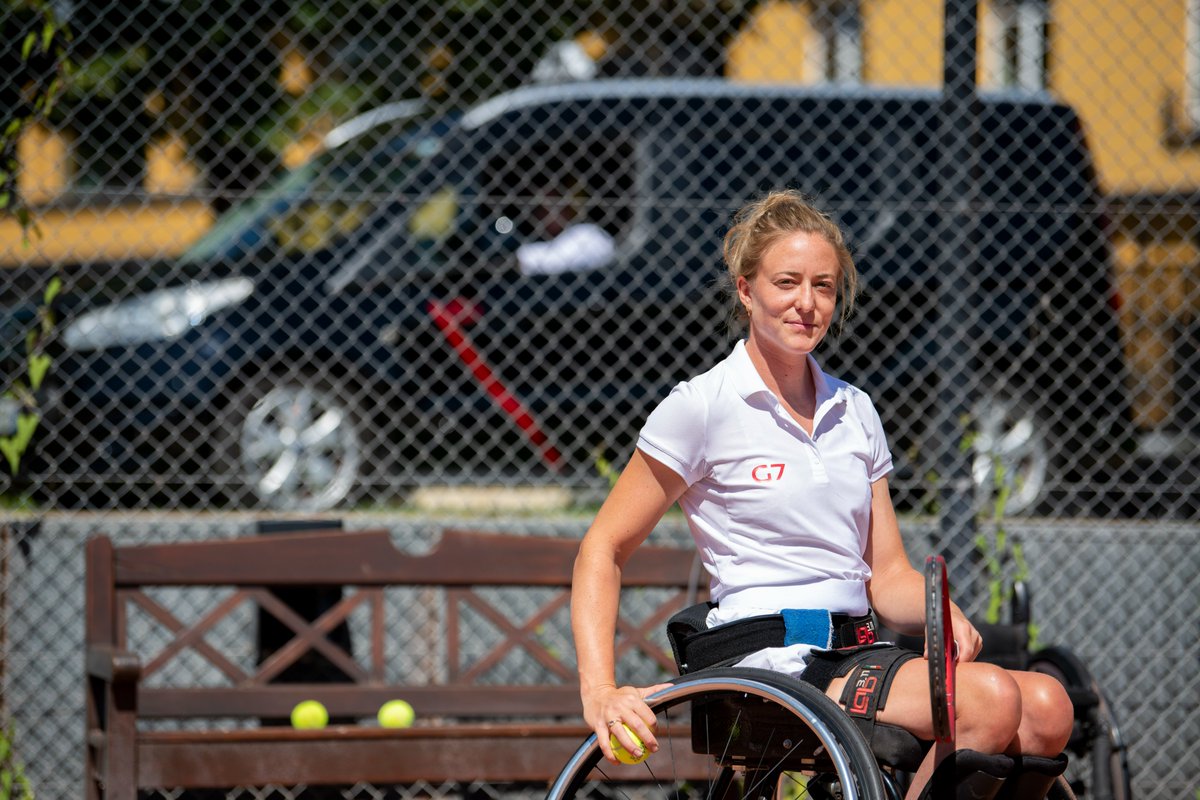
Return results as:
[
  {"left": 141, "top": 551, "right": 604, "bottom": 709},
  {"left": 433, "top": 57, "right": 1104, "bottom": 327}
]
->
[{"left": 1, "top": 1, "right": 1197, "bottom": 798}]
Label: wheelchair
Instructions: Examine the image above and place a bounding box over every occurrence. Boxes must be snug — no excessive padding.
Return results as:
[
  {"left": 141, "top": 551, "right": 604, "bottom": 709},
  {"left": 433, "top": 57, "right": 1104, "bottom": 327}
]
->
[
  {"left": 547, "top": 569, "right": 1121, "bottom": 800},
  {"left": 545, "top": 664, "right": 1078, "bottom": 800}
]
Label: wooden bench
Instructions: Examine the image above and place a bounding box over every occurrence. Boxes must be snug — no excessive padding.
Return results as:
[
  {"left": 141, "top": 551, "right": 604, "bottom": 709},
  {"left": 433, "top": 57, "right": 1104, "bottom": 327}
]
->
[{"left": 84, "top": 527, "right": 710, "bottom": 798}]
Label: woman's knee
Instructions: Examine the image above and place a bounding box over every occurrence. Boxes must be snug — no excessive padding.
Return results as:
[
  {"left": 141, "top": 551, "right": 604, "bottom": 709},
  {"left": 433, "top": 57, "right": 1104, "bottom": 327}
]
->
[
  {"left": 1019, "top": 673, "right": 1075, "bottom": 754},
  {"left": 957, "top": 663, "right": 1023, "bottom": 750}
]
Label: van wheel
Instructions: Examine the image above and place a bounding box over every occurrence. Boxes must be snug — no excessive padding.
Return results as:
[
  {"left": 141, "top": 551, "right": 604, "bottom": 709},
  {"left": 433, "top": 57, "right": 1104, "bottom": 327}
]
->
[
  {"left": 971, "top": 392, "right": 1050, "bottom": 515},
  {"left": 235, "top": 377, "right": 362, "bottom": 511}
]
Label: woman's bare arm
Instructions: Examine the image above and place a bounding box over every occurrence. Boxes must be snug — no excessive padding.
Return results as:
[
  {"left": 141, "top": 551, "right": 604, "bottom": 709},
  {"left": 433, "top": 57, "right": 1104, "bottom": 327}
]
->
[{"left": 572, "top": 449, "right": 688, "bottom": 761}]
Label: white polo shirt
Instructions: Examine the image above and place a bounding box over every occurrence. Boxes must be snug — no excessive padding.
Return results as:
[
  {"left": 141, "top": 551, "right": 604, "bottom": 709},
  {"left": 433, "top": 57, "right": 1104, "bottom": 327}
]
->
[{"left": 637, "top": 340, "right": 894, "bottom": 621}]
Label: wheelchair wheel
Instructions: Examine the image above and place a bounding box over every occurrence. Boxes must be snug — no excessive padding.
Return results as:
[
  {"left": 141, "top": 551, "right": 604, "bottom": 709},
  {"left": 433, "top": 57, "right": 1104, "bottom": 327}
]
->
[
  {"left": 547, "top": 667, "right": 888, "bottom": 800},
  {"left": 1029, "top": 647, "right": 1132, "bottom": 800}
]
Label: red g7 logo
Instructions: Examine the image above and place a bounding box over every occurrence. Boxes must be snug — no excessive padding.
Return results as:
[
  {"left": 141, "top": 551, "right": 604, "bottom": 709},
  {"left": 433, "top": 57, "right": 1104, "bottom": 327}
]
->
[
  {"left": 849, "top": 674, "right": 878, "bottom": 715},
  {"left": 751, "top": 463, "right": 786, "bottom": 482}
]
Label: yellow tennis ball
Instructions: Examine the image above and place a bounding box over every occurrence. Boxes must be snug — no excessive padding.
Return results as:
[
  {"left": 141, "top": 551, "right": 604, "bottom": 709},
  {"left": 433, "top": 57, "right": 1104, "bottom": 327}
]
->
[
  {"left": 378, "top": 699, "right": 415, "bottom": 728},
  {"left": 609, "top": 724, "right": 648, "bottom": 765},
  {"left": 290, "top": 700, "right": 328, "bottom": 730}
]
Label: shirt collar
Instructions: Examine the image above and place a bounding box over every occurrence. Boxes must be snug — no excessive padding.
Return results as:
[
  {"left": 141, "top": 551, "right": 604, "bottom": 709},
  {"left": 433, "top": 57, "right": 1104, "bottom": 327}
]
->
[{"left": 730, "top": 339, "right": 845, "bottom": 410}]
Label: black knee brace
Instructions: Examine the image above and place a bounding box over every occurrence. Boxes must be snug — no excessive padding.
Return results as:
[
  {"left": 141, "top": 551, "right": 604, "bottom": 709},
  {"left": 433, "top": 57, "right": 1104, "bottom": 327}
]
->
[
  {"left": 995, "top": 753, "right": 1069, "bottom": 800},
  {"left": 917, "top": 750, "right": 1014, "bottom": 800}
]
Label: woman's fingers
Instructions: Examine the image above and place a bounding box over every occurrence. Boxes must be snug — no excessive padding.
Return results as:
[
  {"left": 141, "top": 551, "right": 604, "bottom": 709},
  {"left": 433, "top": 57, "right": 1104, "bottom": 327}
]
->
[
  {"left": 591, "top": 685, "right": 664, "bottom": 762},
  {"left": 950, "top": 607, "right": 983, "bottom": 662}
]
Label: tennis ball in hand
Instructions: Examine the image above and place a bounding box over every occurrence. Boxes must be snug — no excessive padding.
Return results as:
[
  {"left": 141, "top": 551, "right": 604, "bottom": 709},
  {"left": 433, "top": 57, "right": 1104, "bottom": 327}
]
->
[
  {"left": 290, "top": 700, "right": 329, "bottom": 729},
  {"left": 378, "top": 699, "right": 415, "bottom": 728},
  {"left": 609, "top": 724, "right": 649, "bottom": 765}
]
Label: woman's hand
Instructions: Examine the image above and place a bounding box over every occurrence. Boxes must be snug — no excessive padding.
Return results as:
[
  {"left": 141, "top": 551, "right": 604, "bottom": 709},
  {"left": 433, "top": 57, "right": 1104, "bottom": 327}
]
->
[
  {"left": 948, "top": 603, "right": 983, "bottom": 663},
  {"left": 920, "top": 603, "right": 983, "bottom": 663},
  {"left": 919, "top": 602, "right": 982, "bottom": 663},
  {"left": 584, "top": 682, "right": 671, "bottom": 763}
]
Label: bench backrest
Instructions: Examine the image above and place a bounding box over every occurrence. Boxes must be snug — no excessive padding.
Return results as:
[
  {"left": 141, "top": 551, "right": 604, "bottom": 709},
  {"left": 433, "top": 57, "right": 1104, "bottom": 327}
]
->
[{"left": 86, "top": 528, "right": 703, "bottom": 722}]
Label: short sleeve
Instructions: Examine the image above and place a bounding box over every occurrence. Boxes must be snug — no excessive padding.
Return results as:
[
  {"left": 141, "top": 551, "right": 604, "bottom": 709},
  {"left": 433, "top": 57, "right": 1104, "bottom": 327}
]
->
[
  {"left": 854, "top": 391, "right": 894, "bottom": 482},
  {"left": 636, "top": 381, "right": 708, "bottom": 485}
]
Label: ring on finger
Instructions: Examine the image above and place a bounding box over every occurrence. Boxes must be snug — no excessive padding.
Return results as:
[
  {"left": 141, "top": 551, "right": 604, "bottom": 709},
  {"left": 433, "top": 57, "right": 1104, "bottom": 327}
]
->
[{"left": 607, "top": 719, "right": 620, "bottom": 727}]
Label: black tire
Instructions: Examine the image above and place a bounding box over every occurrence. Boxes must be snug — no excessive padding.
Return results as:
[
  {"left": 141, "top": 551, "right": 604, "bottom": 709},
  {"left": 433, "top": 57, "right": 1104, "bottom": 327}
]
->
[
  {"left": 1029, "top": 647, "right": 1132, "bottom": 800},
  {"left": 546, "top": 667, "right": 888, "bottom": 800}
]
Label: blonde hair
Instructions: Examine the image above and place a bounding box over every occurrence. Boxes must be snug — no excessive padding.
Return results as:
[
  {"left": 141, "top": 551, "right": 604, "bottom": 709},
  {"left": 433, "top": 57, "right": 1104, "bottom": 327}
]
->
[{"left": 722, "top": 190, "right": 858, "bottom": 333}]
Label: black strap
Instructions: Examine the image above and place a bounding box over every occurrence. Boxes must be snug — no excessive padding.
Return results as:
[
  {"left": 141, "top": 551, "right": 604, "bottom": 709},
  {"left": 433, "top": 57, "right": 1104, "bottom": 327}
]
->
[
  {"left": 834, "top": 646, "right": 918, "bottom": 743},
  {"left": 666, "top": 601, "right": 878, "bottom": 675}
]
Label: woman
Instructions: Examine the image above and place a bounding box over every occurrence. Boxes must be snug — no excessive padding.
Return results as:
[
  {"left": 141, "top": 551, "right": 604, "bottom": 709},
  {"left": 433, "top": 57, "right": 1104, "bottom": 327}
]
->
[{"left": 570, "top": 190, "right": 1073, "bottom": 799}]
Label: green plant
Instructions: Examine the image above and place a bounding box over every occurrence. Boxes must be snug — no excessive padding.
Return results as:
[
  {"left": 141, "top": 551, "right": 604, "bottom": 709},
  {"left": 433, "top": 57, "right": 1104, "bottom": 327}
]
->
[
  {"left": 0, "top": 2, "right": 69, "bottom": 486},
  {"left": 1, "top": 277, "right": 59, "bottom": 478},
  {"left": 963, "top": 431, "right": 1039, "bottom": 648},
  {"left": 1, "top": 1, "right": 71, "bottom": 235},
  {"left": 593, "top": 445, "right": 620, "bottom": 489},
  {"left": 0, "top": 721, "right": 33, "bottom": 800}
]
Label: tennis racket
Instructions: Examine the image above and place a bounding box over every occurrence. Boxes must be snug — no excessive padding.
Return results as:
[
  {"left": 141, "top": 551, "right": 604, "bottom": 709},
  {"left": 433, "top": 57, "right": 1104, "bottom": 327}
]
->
[{"left": 926, "top": 555, "right": 956, "bottom": 796}]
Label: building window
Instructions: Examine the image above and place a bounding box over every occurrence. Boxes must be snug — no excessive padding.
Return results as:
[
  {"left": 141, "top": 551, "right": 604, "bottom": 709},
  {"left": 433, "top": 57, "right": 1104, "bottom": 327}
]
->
[
  {"left": 982, "top": 0, "right": 1047, "bottom": 91},
  {"left": 807, "top": 0, "right": 862, "bottom": 83},
  {"left": 1187, "top": 0, "right": 1200, "bottom": 125}
]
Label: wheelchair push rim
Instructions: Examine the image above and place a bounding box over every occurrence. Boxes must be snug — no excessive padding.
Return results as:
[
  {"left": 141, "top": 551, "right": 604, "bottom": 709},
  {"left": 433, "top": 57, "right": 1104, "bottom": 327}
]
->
[{"left": 546, "top": 669, "right": 888, "bottom": 800}]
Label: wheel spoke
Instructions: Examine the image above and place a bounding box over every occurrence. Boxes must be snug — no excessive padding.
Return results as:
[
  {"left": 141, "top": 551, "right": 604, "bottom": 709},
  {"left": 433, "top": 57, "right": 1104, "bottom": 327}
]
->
[
  {"left": 258, "top": 448, "right": 298, "bottom": 495},
  {"left": 996, "top": 416, "right": 1036, "bottom": 456},
  {"left": 300, "top": 407, "right": 344, "bottom": 448}
]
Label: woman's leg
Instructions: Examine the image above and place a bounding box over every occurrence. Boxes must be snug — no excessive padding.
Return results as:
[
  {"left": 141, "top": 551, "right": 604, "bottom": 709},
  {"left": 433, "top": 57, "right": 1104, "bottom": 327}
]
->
[
  {"left": 827, "top": 659, "right": 1024, "bottom": 799},
  {"left": 826, "top": 658, "right": 1024, "bottom": 749}
]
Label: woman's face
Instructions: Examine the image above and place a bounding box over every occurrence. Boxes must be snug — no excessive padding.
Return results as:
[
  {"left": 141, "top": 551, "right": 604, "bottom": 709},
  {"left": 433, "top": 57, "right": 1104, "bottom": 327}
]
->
[{"left": 736, "top": 231, "right": 839, "bottom": 359}]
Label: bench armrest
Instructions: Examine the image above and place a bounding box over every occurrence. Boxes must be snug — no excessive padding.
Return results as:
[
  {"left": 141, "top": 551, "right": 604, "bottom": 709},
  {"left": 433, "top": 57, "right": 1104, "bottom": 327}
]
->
[{"left": 87, "top": 643, "right": 142, "bottom": 684}]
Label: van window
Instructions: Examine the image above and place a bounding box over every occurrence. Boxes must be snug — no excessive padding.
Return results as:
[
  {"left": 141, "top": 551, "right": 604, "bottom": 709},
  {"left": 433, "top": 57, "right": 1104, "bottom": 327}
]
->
[
  {"left": 480, "top": 133, "right": 637, "bottom": 248},
  {"left": 183, "top": 122, "right": 443, "bottom": 266}
]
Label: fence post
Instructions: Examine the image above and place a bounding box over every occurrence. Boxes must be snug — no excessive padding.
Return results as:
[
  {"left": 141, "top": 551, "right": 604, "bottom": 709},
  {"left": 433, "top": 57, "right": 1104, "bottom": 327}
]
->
[{"left": 935, "top": 0, "right": 981, "bottom": 591}]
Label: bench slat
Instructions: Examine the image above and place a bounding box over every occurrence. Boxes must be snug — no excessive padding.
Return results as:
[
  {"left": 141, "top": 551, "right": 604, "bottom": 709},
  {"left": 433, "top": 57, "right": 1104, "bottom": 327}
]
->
[
  {"left": 114, "top": 528, "right": 698, "bottom": 588},
  {"left": 137, "top": 725, "right": 711, "bottom": 787},
  {"left": 137, "top": 685, "right": 583, "bottom": 719}
]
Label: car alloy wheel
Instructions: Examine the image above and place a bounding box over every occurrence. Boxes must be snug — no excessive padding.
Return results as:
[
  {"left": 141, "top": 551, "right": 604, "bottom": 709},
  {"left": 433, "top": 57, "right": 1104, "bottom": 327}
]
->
[
  {"left": 239, "top": 380, "right": 361, "bottom": 510},
  {"left": 971, "top": 392, "right": 1050, "bottom": 515}
]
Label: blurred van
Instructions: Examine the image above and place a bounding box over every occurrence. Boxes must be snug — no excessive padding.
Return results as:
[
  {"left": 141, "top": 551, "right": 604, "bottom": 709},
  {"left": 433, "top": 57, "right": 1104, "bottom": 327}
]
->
[{"left": 33, "top": 80, "right": 1132, "bottom": 513}]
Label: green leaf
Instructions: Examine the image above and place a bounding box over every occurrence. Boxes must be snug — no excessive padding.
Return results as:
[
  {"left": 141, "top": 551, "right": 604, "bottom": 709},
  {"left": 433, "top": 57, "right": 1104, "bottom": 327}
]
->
[
  {"left": 1, "top": 439, "right": 22, "bottom": 475},
  {"left": 0, "top": 192, "right": 9, "bottom": 210},
  {"left": 44, "top": 276, "right": 62, "bottom": 305},
  {"left": 0, "top": 413, "right": 40, "bottom": 474},
  {"left": 43, "top": 20, "right": 57, "bottom": 52},
  {"left": 28, "top": 353, "right": 51, "bottom": 390},
  {"left": 21, "top": 31, "right": 35, "bottom": 61}
]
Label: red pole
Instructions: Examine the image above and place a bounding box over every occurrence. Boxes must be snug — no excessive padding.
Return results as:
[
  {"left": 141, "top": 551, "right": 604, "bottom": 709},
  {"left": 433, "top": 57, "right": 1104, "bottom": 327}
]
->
[{"left": 426, "top": 298, "right": 563, "bottom": 469}]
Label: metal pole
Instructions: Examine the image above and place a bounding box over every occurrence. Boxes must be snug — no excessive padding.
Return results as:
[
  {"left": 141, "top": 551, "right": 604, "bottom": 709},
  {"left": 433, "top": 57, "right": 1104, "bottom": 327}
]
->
[{"left": 935, "top": 0, "right": 980, "bottom": 591}]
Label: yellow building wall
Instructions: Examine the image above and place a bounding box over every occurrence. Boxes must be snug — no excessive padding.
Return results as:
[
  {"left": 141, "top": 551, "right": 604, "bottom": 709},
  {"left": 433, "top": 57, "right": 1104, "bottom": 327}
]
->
[
  {"left": 3, "top": 125, "right": 211, "bottom": 267},
  {"left": 727, "top": 0, "right": 946, "bottom": 86},
  {"left": 0, "top": 202, "right": 215, "bottom": 266},
  {"left": 1052, "top": 0, "right": 1200, "bottom": 195},
  {"left": 726, "top": 2, "right": 814, "bottom": 83},
  {"left": 861, "top": 0, "right": 943, "bottom": 87},
  {"left": 730, "top": 0, "right": 1200, "bottom": 196}
]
